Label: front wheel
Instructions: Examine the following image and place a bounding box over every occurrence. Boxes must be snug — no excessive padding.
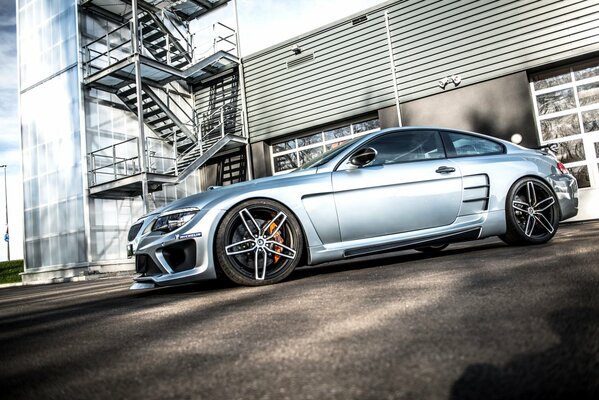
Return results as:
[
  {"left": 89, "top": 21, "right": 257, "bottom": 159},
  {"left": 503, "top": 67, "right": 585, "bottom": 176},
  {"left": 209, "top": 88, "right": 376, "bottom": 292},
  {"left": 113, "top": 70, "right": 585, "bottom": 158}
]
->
[
  {"left": 215, "top": 199, "right": 304, "bottom": 286},
  {"left": 500, "top": 177, "right": 560, "bottom": 245}
]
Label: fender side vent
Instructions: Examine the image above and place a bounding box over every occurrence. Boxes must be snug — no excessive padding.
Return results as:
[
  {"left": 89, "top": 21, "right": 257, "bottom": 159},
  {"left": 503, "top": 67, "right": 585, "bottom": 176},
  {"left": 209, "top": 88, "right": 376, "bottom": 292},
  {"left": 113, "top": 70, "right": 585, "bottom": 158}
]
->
[{"left": 286, "top": 52, "right": 315, "bottom": 69}]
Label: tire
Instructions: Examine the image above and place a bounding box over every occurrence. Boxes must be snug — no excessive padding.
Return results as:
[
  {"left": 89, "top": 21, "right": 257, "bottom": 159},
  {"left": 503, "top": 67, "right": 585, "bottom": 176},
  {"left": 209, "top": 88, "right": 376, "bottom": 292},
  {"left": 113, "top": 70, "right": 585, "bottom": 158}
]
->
[
  {"left": 499, "top": 177, "right": 560, "bottom": 245},
  {"left": 215, "top": 199, "right": 304, "bottom": 286},
  {"left": 415, "top": 244, "right": 449, "bottom": 253}
]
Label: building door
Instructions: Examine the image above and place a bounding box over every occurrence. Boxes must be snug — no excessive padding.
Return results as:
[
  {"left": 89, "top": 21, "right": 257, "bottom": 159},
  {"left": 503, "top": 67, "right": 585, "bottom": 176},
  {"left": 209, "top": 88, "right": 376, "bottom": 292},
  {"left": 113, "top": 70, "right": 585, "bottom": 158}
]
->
[{"left": 530, "top": 59, "right": 599, "bottom": 220}]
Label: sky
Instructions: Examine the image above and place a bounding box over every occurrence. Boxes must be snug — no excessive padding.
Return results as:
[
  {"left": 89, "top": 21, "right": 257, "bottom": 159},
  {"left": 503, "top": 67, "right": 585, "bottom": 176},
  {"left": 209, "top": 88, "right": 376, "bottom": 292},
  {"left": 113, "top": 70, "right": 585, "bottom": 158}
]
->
[{"left": 0, "top": 0, "right": 383, "bottom": 262}]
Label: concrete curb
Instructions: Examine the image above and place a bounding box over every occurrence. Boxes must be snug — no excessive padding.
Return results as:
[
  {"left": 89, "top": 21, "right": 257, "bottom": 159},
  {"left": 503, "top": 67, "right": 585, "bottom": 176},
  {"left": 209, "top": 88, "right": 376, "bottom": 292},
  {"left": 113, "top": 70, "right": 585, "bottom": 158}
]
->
[{"left": 0, "top": 270, "right": 136, "bottom": 289}]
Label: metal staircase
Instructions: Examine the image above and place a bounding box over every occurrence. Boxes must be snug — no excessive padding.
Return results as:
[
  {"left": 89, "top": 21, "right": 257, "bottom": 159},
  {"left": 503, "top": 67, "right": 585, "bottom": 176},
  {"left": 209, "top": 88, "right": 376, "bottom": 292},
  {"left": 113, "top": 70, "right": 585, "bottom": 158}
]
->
[
  {"left": 116, "top": 83, "right": 197, "bottom": 154},
  {"left": 81, "top": 0, "right": 247, "bottom": 199},
  {"left": 138, "top": 11, "right": 192, "bottom": 69}
]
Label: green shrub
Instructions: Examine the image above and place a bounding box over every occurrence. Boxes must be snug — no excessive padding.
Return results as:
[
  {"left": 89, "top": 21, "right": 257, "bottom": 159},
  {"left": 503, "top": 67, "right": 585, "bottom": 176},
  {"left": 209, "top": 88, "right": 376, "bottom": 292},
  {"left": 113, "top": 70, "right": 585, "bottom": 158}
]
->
[{"left": 0, "top": 260, "right": 24, "bottom": 284}]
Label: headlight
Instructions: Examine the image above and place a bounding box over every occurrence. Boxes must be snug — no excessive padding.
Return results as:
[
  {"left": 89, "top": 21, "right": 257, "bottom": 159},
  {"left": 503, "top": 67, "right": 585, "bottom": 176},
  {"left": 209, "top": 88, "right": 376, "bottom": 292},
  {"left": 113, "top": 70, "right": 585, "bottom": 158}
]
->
[{"left": 152, "top": 208, "right": 199, "bottom": 233}]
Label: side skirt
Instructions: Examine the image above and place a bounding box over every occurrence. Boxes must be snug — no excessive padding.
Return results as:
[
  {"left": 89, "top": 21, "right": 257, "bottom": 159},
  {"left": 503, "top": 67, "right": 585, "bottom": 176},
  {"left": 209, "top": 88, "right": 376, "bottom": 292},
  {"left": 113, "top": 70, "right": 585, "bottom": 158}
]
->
[{"left": 343, "top": 227, "right": 482, "bottom": 258}]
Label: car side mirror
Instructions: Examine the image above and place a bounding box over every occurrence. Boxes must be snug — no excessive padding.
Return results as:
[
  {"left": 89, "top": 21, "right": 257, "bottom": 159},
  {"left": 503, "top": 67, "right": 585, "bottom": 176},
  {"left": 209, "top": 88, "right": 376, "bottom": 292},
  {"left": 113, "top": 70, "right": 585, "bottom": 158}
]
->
[{"left": 350, "top": 147, "right": 377, "bottom": 167}]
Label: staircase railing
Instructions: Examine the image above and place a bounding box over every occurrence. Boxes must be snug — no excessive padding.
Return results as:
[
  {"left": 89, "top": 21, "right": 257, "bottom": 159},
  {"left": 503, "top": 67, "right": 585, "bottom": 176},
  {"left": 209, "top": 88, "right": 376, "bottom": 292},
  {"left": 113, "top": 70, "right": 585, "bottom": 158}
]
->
[
  {"left": 162, "top": 82, "right": 198, "bottom": 136},
  {"left": 161, "top": 9, "right": 194, "bottom": 56},
  {"left": 83, "top": 21, "right": 133, "bottom": 78},
  {"left": 83, "top": 13, "right": 238, "bottom": 78},
  {"left": 190, "top": 22, "right": 238, "bottom": 63},
  {"left": 89, "top": 137, "right": 176, "bottom": 185}
]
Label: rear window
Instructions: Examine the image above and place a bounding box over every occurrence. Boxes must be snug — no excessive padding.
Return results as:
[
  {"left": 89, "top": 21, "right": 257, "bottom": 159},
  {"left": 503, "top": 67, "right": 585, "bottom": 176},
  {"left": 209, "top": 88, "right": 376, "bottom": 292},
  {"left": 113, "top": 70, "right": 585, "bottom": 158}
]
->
[{"left": 445, "top": 132, "right": 504, "bottom": 157}]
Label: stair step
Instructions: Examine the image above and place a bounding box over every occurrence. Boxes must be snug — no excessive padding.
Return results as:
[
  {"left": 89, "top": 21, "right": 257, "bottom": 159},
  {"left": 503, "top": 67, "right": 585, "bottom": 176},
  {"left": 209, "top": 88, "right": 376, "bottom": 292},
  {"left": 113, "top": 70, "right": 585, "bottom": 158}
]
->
[
  {"left": 156, "top": 122, "right": 176, "bottom": 131},
  {"left": 148, "top": 115, "right": 169, "bottom": 125},
  {"left": 144, "top": 31, "right": 165, "bottom": 43},
  {"left": 139, "top": 13, "right": 153, "bottom": 23},
  {"left": 144, "top": 108, "right": 164, "bottom": 119},
  {"left": 120, "top": 87, "right": 137, "bottom": 97}
]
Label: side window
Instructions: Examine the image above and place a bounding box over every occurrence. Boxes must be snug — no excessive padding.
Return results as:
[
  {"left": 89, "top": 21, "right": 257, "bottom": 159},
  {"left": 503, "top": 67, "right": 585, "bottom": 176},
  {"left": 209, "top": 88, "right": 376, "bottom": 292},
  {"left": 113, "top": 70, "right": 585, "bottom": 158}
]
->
[
  {"left": 445, "top": 132, "right": 504, "bottom": 157},
  {"left": 365, "top": 130, "right": 445, "bottom": 166}
]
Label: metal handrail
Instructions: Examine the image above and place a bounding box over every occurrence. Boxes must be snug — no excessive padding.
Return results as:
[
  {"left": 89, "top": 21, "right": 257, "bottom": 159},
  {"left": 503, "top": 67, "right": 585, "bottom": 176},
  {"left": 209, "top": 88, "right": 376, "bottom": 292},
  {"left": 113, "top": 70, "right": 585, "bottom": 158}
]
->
[
  {"left": 83, "top": 22, "right": 133, "bottom": 65},
  {"left": 84, "top": 20, "right": 130, "bottom": 48},
  {"left": 88, "top": 137, "right": 178, "bottom": 185},
  {"left": 161, "top": 9, "right": 193, "bottom": 53},
  {"left": 90, "top": 137, "right": 137, "bottom": 155},
  {"left": 163, "top": 83, "right": 195, "bottom": 128}
]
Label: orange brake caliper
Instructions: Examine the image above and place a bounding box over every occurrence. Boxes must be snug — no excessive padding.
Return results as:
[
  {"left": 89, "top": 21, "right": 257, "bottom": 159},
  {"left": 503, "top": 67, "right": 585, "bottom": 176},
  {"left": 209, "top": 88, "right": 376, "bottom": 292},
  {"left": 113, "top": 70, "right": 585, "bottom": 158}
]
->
[{"left": 268, "top": 223, "right": 284, "bottom": 263}]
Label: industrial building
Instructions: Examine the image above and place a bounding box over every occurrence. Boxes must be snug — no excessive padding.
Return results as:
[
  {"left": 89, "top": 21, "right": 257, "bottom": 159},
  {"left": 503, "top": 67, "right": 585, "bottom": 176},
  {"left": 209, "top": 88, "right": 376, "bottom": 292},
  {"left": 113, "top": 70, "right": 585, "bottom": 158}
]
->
[{"left": 17, "top": 0, "right": 599, "bottom": 282}]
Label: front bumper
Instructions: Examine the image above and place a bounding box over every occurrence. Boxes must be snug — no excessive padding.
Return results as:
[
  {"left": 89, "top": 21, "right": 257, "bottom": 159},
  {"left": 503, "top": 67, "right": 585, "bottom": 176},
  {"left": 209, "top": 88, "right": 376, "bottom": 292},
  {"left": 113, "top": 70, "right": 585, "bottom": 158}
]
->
[{"left": 129, "top": 208, "right": 225, "bottom": 289}]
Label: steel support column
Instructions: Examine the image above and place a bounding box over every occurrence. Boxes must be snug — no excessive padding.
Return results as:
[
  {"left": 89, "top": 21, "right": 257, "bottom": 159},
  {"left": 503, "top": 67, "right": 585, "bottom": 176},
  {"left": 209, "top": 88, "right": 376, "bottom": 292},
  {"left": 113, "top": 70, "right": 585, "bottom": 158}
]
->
[
  {"left": 132, "top": 0, "right": 149, "bottom": 213},
  {"left": 233, "top": 0, "right": 253, "bottom": 180}
]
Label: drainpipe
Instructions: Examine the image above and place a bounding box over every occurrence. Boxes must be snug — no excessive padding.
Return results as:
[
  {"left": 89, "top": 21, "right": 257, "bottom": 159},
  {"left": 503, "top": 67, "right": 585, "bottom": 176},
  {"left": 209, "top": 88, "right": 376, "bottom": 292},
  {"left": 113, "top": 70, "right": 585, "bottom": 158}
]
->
[{"left": 385, "top": 11, "right": 403, "bottom": 127}]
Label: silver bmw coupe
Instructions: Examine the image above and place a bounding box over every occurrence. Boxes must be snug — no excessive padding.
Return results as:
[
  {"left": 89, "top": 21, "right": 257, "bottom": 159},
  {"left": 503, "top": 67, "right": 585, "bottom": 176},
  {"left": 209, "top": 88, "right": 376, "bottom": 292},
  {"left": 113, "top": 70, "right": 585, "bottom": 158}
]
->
[{"left": 128, "top": 127, "right": 578, "bottom": 289}]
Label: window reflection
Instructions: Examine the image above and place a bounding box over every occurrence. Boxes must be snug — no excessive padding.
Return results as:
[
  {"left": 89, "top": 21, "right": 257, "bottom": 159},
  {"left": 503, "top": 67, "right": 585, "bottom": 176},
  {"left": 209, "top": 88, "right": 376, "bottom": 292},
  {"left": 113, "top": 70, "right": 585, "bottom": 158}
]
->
[
  {"left": 297, "top": 133, "right": 323, "bottom": 147},
  {"left": 532, "top": 68, "right": 571, "bottom": 90},
  {"left": 582, "top": 109, "right": 599, "bottom": 133},
  {"left": 18, "top": 0, "right": 77, "bottom": 89},
  {"left": 274, "top": 153, "right": 298, "bottom": 173},
  {"left": 554, "top": 140, "right": 585, "bottom": 164},
  {"left": 536, "top": 89, "right": 575, "bottom": 114},
  {"left": 271, "top": 118, "right": 380, "bottom": 173},
  {"left": 353, "top": 119, "right": 380, "bottom": 133},
  {"left": 540, "top": 113, "right": 580, "bottom": 140},
  {"left": 574, "top": 62, "right": 599, "bottom": 80},
  {"left": 569, "top": 166, "right": 590, "bottom": 188},
  {"left": 577, "top": 82, "right": 599, "bottom": 107},
  {"left": 20, "top": 62, "right": 85, "bottom": 268},
  {"left": 299, "top": 147, "right": 324, "bottom": 165},
  {"left": 324, "top": 126, "right": 350, "bottom": 140}
]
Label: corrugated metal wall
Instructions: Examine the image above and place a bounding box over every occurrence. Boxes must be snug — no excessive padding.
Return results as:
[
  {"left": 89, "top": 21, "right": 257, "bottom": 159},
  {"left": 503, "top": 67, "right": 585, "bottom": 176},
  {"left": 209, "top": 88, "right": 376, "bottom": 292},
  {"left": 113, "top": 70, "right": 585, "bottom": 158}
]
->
[
  {"left": 242, "top": 6, "right": 395, "bottom": 143},
  {"left": 241, "top": 0, "right": 599, "bottom": 143},
  {"left": 390, "top": 0, "right": 599, "bottom": 102}
]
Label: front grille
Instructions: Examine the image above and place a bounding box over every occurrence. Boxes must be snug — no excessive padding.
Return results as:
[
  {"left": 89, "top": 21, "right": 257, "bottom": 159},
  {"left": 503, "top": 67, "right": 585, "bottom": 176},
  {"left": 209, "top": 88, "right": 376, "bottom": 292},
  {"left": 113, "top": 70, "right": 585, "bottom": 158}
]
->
[
  {"left": 135, "top": 255, "right": 163, "bottom": 276},
  {"left": 128, "top": 222, "right": 143, "bottom": 241}
]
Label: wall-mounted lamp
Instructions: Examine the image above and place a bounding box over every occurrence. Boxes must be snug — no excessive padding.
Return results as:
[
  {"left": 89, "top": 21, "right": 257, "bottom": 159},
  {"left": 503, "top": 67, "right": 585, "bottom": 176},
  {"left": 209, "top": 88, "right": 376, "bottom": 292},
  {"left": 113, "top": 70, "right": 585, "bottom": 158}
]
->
[
  {"left": 291, "top": 44, "right": 302, "bottom": 55},
  {"left": 438, "top": 74, "right": 462, "bottom": 89}
]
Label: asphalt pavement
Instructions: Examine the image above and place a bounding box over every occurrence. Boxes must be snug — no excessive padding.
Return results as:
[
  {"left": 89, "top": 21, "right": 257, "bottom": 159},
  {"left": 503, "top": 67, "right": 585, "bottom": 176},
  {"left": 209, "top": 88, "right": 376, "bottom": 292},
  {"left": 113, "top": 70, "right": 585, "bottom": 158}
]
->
[{"left": 1, "top": 221, "right": 598, "bottom": 400}]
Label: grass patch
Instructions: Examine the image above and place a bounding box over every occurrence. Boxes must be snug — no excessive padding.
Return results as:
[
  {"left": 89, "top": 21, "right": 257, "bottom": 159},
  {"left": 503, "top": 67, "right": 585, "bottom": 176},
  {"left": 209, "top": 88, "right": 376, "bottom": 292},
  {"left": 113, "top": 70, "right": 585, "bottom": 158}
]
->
[{"left": 0, "top": 260, "right": 24, "bottom": 284}]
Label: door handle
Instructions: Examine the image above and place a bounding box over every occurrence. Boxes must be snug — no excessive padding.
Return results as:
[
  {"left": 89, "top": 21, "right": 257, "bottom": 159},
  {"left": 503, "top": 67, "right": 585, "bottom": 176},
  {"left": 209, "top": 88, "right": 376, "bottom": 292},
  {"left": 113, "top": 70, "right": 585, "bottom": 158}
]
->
[{"left": 436, "top": 166, "right": 456, "bottom": 174}]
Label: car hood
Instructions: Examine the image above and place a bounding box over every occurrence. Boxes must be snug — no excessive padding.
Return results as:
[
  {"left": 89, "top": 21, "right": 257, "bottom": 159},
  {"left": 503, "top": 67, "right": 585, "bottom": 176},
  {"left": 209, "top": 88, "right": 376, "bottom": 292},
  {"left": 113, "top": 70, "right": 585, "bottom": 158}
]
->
[{"left": 146, "top": 169, "right": 317, "bottom": 217}]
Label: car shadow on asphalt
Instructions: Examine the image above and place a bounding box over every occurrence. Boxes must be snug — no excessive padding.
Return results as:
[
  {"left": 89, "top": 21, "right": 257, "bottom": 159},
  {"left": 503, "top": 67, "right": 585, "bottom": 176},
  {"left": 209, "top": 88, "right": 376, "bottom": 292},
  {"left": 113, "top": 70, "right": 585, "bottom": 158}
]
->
[
  {"left": 449, "top": 306, "right": 599, "bottom": 400},
  {"left": 289, "top": 240, "right": 508, "bottom": 282}
]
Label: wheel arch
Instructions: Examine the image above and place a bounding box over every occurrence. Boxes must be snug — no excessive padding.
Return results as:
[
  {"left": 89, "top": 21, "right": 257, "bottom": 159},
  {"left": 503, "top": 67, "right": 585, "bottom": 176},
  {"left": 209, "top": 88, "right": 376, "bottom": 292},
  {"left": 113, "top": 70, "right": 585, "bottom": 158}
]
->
[
  {"left": 505, "top": 174, "right": 562, "bottom": 219},
  {"left": 211, "top": 196, "right": 310, "bottom": 271}
]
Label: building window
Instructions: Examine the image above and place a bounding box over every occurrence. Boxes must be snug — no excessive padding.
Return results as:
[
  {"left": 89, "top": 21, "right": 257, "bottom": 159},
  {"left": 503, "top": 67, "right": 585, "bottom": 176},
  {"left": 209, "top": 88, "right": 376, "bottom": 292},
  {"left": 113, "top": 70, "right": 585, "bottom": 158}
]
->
[
  {"left": 531, "top": 59, "right": 599, "bottom": 189},
  {"left": 271, "top": 118, "right": 380, "bottom": 174}
]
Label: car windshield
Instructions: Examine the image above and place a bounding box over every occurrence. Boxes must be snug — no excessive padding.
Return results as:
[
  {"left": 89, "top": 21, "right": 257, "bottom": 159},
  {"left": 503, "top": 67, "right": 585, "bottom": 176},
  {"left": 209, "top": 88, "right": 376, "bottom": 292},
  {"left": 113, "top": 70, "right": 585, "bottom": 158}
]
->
[{"left": 297, "top": 138, "right": 360, "bottom": 170}]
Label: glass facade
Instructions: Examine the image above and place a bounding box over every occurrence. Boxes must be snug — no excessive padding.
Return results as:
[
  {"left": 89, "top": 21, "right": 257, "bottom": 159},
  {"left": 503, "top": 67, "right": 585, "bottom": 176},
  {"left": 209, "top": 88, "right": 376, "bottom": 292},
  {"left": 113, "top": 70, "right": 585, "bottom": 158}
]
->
[
  {"left": 19, "top": 0, "right": 86, "bottom": 269},
  {"left": 81, "top": 13, "right": 202, "bottom": 262},
  {"left": 531, "top": 59, "right": 599, "bottom": 190},
  {"left": 271, "top": 118, "right": 380, "bottom": 174}
]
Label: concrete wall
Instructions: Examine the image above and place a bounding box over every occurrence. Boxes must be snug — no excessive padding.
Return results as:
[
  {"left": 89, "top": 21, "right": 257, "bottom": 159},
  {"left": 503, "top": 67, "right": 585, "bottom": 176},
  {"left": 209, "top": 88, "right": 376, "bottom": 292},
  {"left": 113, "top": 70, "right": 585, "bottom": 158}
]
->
[{"left": 401, "top": 72, "right": 539, "bottom": 147}]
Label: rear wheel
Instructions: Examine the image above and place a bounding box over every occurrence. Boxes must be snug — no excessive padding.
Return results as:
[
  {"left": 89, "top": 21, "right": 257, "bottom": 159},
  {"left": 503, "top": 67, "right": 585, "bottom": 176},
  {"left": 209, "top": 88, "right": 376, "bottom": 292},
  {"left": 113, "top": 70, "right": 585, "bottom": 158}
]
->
[
  {"left": 215, "top": 199, "right": 304, "bottom": 286},
  {"left": 500, "top": 177, "right": 559, "bottom": 245}
]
